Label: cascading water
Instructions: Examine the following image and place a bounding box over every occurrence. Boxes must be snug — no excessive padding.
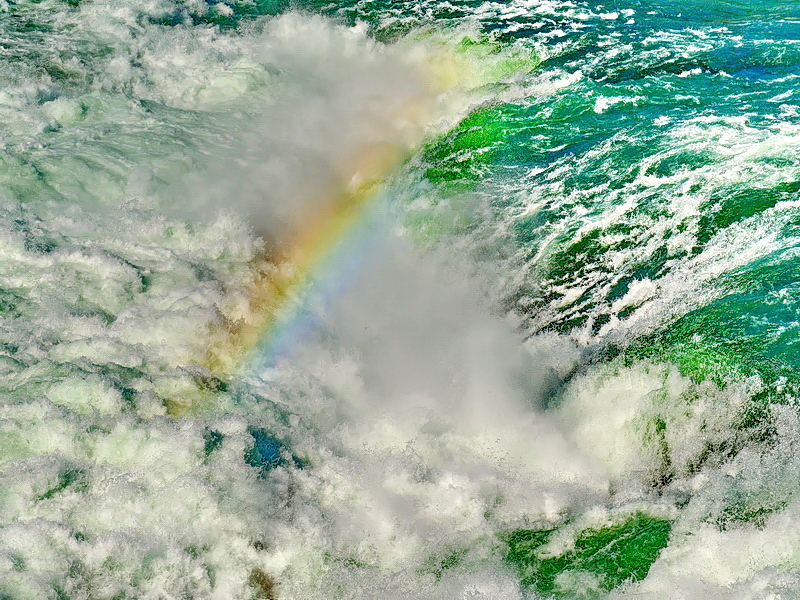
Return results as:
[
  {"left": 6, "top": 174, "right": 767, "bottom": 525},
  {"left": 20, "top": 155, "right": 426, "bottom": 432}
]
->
[{"left": 2, "top": 1, "right": 800, "bottom": 599}]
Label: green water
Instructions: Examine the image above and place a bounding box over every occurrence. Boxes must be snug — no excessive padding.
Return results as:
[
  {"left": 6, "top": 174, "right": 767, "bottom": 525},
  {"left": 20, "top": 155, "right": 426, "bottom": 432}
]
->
[{"left": 505, "top": 515, "right": 672, "bottom": 597}]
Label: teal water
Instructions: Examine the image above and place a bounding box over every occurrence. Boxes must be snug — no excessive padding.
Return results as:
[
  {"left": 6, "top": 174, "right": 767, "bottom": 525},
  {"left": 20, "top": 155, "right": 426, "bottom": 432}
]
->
[{"left": 2, "top": 1, "right": 800, "bottom": 598}]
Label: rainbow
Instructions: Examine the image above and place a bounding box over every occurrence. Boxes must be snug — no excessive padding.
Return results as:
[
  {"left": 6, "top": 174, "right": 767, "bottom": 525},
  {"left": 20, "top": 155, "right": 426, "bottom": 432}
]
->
[{"left": 202, "top": 141, "right": 413, "bottom": 379}]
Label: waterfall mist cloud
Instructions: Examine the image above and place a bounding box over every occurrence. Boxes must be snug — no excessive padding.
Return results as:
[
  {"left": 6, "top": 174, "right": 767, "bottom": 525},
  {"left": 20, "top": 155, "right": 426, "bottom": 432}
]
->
[
  {"left": 168, "top": 9, "right": 611, "bottom": 535},
  {"left": 136, "top": 11, "right": 613, "bottom": 594}
]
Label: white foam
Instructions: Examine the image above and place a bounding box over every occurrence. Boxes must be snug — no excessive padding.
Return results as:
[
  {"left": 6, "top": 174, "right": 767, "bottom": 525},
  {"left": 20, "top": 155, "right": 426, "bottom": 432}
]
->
[{"left": 555, "top": 361, "right": 747, "bottom": 487}]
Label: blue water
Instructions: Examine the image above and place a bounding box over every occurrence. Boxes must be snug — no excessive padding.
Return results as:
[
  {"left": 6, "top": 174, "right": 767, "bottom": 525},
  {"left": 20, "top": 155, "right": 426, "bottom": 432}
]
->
[{"left": 2, "top": 1, "right": 800, "bottom": 598}]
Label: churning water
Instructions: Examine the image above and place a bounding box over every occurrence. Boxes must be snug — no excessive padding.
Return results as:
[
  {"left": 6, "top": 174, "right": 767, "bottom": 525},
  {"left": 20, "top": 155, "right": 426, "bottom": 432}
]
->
[{"left": 2, "top": 1, "right": 800, "bottom": 598}]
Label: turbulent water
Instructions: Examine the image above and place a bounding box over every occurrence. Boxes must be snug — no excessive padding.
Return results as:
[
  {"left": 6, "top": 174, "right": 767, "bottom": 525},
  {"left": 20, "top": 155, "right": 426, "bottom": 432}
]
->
[{"left": 2, "top": 0, "right": 800, "bottom": 598}]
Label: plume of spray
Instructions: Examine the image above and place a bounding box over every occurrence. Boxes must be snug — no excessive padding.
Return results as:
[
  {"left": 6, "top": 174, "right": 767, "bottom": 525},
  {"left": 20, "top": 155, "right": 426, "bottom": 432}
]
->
[
  {"left": 164, "top": 15, "right": 612, "bottom": 596},
  {"left": 168, "top": 7, "right": 607, "bottom": 491}
]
